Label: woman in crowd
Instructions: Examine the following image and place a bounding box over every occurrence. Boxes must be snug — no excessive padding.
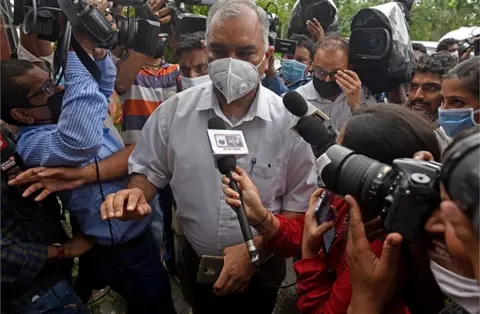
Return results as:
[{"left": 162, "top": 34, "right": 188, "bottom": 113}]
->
[
  {"left": 438, "top": 56, "right": 479, "bottom": 138},
  {"left": 222, "top": 105, "right": 444, "bottom": 314}
]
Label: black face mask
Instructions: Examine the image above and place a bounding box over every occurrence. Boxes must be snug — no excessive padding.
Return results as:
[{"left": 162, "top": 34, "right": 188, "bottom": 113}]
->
[
  {"left": 313, "top": 76, "right": 343, "bottom": 100},
  {"left": 26, "top": 91, "right": 64, "bottom": 125}
]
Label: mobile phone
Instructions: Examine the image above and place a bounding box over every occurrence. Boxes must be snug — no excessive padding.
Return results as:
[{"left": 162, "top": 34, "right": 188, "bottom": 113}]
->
[
  {"left": 196, "top": 255, "right": 224, "bottom": 284},
  {"left": 313, "top": 191, "right": 335, "bottom": 254},
  {"left": 274, "top": 39, "right": 297, "bottom": 55}
]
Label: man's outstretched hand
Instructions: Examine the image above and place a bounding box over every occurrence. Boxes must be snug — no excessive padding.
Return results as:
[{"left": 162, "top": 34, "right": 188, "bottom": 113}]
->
[
  {"left": 100, "top": 188, "right": 152, "bottom": 221},
  {"left": 8, "top": 166, "right": 88, "bottom": 201}
]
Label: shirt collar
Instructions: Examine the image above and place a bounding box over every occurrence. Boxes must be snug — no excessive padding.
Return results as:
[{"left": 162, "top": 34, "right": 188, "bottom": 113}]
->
[{"left": 196, "top": 82, "right": 272, "bottom": 123}]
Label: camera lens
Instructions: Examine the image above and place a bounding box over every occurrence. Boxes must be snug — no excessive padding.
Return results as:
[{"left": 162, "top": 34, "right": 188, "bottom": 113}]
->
[
  {"left": 320, "top": 145, "right": 393, "bottom": 221},
  {"left": 365, "top": 34, "right": 381, "bottom": 53}
]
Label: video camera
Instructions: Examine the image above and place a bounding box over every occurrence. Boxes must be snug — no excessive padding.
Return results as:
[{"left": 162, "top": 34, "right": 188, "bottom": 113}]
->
[
  {"left": 14, "top": 0, "right": 161, "bottom": 56},
  {"left": 317, "top": 130, "right": 480, "bottom": 241},
  {"left": 159, "top": 0, "right": 214, "bottom": 36}
]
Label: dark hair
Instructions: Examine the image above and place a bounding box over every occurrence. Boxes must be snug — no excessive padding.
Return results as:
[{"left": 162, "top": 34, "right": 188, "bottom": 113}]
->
[
  {"left": 289, "top": 33, "right": 315, "bottom": 60},
  {"left": 342, "top": 105, "right": 441, "bottom": 164},
  {"left": 178, "top": 31, "right": 205, "bottom": 57},
  {"left": 1, "top": 59, "right": 35, "bottom": 125},
  {"left": 412, "top": 43, "right": 427, "bottom": 54},
  {"left": 413, "top": 51, "right": 457, "bottom": 76},
  {"left": 444, "top": 56, "right": 480, "bottom": 99},
  {"left": 316, "top": 35, "right": 349, "bottom": 55},
  {"left": 436, "top": 38, "right": 458, "bottom": 52}
]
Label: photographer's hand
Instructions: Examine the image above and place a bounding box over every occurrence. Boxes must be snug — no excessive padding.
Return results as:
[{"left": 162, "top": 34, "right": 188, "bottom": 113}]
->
[
  {"left": 150, "top": 0, "right": 173, "bottom": 24},
  {"left": 346, "top": 195, "right": 403, "bottom": 314},
  {"left": 301, "top": 188, "right": 334, "bottom": 259},
  {"left": 306, "top": 18, "right": 325, "bottom": 43}
]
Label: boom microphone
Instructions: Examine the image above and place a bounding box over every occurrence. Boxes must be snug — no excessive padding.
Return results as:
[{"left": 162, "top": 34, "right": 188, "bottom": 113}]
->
[{"left": 207, "top": 117, "right": 260, "bottom": 265}]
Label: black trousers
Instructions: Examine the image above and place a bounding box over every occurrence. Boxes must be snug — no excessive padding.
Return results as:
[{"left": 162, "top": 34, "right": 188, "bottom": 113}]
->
[{"left": 183, "top": 239, "right": 286, "bottom": 314}]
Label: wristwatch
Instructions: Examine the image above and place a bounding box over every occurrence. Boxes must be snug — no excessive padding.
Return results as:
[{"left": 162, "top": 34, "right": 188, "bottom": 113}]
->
[{"left": 52, "top": 243, "right": 65, "bottom": 260}]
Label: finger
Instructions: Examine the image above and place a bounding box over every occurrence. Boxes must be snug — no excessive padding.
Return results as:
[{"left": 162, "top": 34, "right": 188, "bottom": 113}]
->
[
  {"left": 34, "top": 188, "right": 52, "bottom": 202},
  {"left": 313, "top": 221, "right": 334, "bottom": 238},
  {"left": 346, "top": 195, "right": 368, "bottom": 243},
  {"left": 222, "top": 185, "right": 239, "bottom": 199},
  {"left": 231, "top": 170, "right": 252, "bottom": 189},
  {"left": 216, "top": 277, "right": 235, "bottom": 296},
  {"left": 213, "top": 268, "right": 229, "bottom": 294},
  {"left": 234, "top": 166, "right": 247, "bottom": 177},
  {"left": 413, "top": 151, "right": 434, "bottom": 161},
  {"left": 22, "top": 182, "right": 44, "bottom": 197},
  {"left": 343, "top": 69, "right": 361, "bottom": 82},
  {"left": 377, "top": 232, "right": 403, "bottom": 274},
  {"left": 158, "top": 15, "right": 172, "bottom": 25},
  {"left": 155, "top": 6, "right": 171, "bottom": 17},
  {"left": 225, "top": 198, "right": 241, "bottom": 208},
  {"left": 313, "top": 18, "right": 322, "bottom": 28},
  {"left": 8, "top": 167, "right": 45, "bottom": 185},
  {"left": 308, "top": 188, "right": 325, "bottom": 209},
  {"left": 335, "top": 77, "right": 354, "bottom": 92},
  {"left": 102, "top": 194, "right": 116, "bottom": 220},
  {"left": 222, "top": 176, "right": 231, "bottom": 185},
  {"left": 424, "top": 211, "right": 445, "bottom": 234},
  {"left": 336, "top": 72, "right": 358, "bottom": 88},
  {"left": 126, "top": 189, "right": 143, "bottom": 212},
  {"left": 112, "top": 192, "right": 127, "bottom": 218}
]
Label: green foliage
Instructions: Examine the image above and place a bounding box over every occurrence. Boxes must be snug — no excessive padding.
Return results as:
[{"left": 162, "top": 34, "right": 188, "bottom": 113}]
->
[{"left": 173, "top": 0, "right": 480, "bottom": 41}]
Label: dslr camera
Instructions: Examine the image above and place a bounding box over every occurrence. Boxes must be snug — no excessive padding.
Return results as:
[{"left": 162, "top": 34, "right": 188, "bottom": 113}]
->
[
  {"left": 13, "top": 0, "right": 161, "bottom": 57},
  {"left": 160, "top": 0, "right": 214, "bottom": 35},
  {"left": 318, "top": 130, "right": 480, "bottom": 241},
  {"left": 319, "top": 144, "right": 442, "bottom": 242}
]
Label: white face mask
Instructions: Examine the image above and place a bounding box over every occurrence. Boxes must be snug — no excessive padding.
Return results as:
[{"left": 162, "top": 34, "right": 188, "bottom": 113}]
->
[
  {"left": 430, "top": 260, "right": 480, "bottom": 314},
  {"left": 450, "top": 50, "right": 459, "bottom": 59},
  {"left": 181, "top": 75, "right": 211, "bottom": 90},
  {"left": 208, "top": 56, "right": 265, "bottom": 104}
]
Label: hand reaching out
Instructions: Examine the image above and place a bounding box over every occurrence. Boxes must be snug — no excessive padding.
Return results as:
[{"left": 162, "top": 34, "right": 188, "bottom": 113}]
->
[
  {"left": 100, "top": 188, "right": 152, "bottom": 221},
  {"left": 306, "top": 18, "right": 325, "bottom": 43}
]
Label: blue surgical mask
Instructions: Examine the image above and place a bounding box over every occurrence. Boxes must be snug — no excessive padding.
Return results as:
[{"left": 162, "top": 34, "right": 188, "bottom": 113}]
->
[
  {"left": 438, "top": 108, "right": 476, "bottom": 138},
  {"left": 282, "top": 59, "right": 307, "bottom": 83}
]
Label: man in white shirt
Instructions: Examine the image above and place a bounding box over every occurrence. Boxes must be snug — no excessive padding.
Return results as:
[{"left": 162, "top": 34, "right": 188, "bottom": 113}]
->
[
  {"left": 295, "top": 36, "right": 377, "bottom": 131},
  {"left": 100, "top": 0, "right": 317, "bottom": 313}
]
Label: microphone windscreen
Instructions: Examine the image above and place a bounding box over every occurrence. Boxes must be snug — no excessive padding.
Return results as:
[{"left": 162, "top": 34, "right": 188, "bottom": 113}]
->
[
  {"left": 217, "top": 156, "right": 237, "bottom": 175},
  {"left": 296, "top": 116, "right": 331, "bottom": 146},
  {"left": 208, "top": 116, "right": 226, "bottom": 130},
  {"left": 283, "top": 91, "right": 309, "bottom": 117}
]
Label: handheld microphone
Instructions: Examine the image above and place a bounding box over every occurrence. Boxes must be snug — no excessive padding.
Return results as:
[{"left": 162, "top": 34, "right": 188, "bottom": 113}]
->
[
  {"left": 207, "top": 117, "right": 260, "bottom": 265},
  {"left": 283, "top": 91, "right": 330, "bottom": 122}
]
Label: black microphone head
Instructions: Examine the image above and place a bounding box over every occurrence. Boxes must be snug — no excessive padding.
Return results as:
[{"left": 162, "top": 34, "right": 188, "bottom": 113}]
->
[
  {"left": 208, "top": 116, "right": 226, "bottom": 130},
  {"left": 296, "top": 115, "right": 331, "bottom": 146},
  {"left": 283, "top": 91, "right": 309, "bottom": 117},
  {"left": 217, "top": 156, "right": 236, "bottom": 175}
]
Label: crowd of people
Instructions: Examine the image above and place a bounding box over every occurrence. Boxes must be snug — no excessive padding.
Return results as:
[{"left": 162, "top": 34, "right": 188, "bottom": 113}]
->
[{"left": 1, "top": 0, "right": 479, "bottom": 313}]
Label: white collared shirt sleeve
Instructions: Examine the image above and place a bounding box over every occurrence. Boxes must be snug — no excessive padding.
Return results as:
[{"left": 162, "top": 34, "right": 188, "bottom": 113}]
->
[
  {"left": 128, "top": 100, "right": 173, "bottom": 189},
  {"left": 282, "top": 136, "right": 317, "bottom": 213}
]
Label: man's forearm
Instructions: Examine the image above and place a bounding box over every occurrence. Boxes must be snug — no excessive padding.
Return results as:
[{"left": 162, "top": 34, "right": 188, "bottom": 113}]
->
[
  {"left": 127, "top": 173, "right": 158, "bottom": 202},
  {"left": 115, "top": 51, "right": 149, "bottom": 95},
  {"left": 82, "top": 144, "right": 135, "bottom": 183}
]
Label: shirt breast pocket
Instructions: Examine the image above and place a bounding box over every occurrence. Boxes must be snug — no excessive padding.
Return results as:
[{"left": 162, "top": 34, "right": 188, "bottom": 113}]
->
[{"left": 250, "top": 164, "right": 281, "bottom": 208}]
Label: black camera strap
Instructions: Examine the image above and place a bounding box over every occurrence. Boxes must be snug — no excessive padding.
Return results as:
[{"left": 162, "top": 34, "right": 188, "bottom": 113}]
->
[{"left": 70, "top": 34, "right": 102, "bottom": 83}]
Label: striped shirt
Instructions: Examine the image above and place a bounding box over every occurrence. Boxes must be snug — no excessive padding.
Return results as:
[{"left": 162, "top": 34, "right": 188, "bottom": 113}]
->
[
  {"left": 120, "top": 63, "right": 182, "bottom": 144},
  {"left": 16, "top": 52, "right": 152, "bottom": 245}
]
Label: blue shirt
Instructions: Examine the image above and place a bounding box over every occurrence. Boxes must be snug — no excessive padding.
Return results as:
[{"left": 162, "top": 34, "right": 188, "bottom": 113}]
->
[
  {"left": 17, "top": 52, "right": 152, "bottom": 245},
  {"left": 262, "top": 72, "right": 312, "bottom": 96}
]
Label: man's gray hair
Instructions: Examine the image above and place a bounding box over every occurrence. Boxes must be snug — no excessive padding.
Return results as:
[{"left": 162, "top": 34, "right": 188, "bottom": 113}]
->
[{"left": 206, "top": 0, "right": 270, "bottom": 51}]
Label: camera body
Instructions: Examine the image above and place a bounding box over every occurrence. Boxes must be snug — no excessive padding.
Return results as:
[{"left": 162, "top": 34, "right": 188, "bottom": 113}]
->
[
  {"left": 318, "top": 144, "right": 442, "bottom": 241},
  {"left": 160, "top": 0, "right": 209, "bottom": 35}
]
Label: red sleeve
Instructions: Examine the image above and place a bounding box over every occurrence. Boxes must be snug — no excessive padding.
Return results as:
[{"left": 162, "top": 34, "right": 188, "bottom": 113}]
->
[
  {"left": 263, "top": 214, "right": 304, "bottom": 258},
  {"left": 294, "top": 240, "right": 410, "bottom": 314}
]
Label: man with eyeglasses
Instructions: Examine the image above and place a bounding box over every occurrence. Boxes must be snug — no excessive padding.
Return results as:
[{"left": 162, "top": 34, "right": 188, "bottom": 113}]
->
[
  {"left": 294, "top": 36, "right": 377, "bottom": 131},
  {"left": 0, "top": 4, "right": 176, "bottom": 310}
]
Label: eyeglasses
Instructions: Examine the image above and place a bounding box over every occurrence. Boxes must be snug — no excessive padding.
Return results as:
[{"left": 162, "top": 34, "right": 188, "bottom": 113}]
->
[
  {"left": 26, "top": 78, "right": 55, "bottom": 101},
  {"left": 312, "top": 67, "right": 338, "bottom": 81}
]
